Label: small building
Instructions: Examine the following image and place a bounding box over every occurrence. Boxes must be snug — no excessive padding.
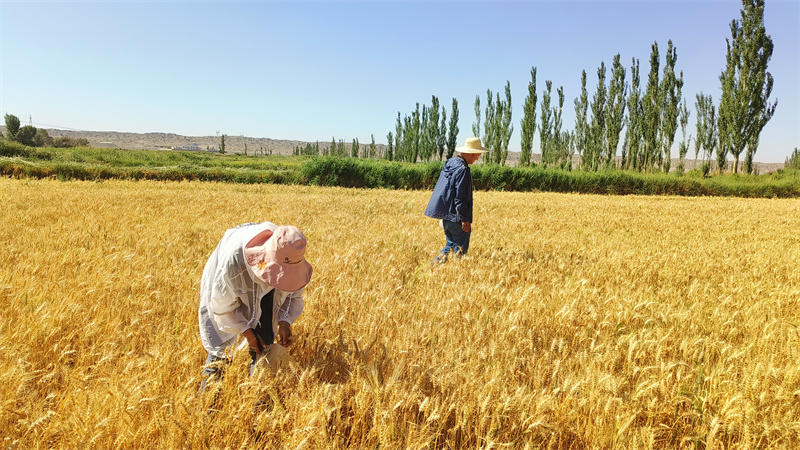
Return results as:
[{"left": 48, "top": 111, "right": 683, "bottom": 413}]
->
[{"left": 173, "top": 144, "right": 202, "bottom": 151}]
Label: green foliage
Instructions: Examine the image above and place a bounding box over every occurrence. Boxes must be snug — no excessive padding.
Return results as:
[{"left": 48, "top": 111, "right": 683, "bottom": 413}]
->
[
  {"left": 422, "top": 95, "right": 440, "bottom": 161},
  {"left": 500, "top": 81, "right": 513, "bottom": 166},
  {"left": 385, "top": 132, "right": 394, "bottom": 161},
  {"left": 786, "top": 148, "right": 800, "bottom": 170},
  {"left": 351, "top": 138, "right": 359, "bottom": 158},
  {"left": 446, "top": 98, "right": 459, "bottom": 160},
  {"left": 52, "top": 136, "right": 89, "bottom": 148},
  {"left": 2, "top": 141, "right": 796, "bottom": 198},
  {"left": 483, "top": 89, "right": 495, "bottom": 163},
  {"left": 16, "top": 125, "right": 37, "bottom": 146},
  {"left": 33, "top": 128, "right": 53, "bottom": 147},
  {"left": 540, "top": 81, "right": 553, "bottom": 167},
  {"left": 300, "top": 156, "right": 439, "bottom": 189},
  {"left": 472, "top": 95, "right": 480, "bottom": 139},
  {"left": 641, "top": 42, "right": 662, "bottom": 172},
  {"left": 4, "top": 114, "right": 20, "bottom": 140},
  {"left": 719, "top": 0, "right": 777, "bottom": 174},
  {"left": 586, "top": 62, "right": 607, "bottom": 171},
  {"left": 437, "top": 105, "right": 447, "bottom": 161},
  {"left": 678, "top": 98, "right": 691, "bottom": 166},
  {"left": 520, "top": 67, "right": 538, "bottom": 167},
  {"left": 575, "top": 70, "right": 590, "bottom": 169},
  {"left": 605, "top": 54, "right": 626, "bottom": 169},
  {"left": 622, "top": 58, "right": 642, "bottom": 171},
  {"left": 658, "top": 40, "right": 683, "bottom": 173}
]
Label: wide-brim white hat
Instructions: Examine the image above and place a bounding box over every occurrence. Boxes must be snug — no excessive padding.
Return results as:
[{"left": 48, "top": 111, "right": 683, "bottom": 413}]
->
[{"left": 455, "top": 137, "right": 489, "bottom": 154}]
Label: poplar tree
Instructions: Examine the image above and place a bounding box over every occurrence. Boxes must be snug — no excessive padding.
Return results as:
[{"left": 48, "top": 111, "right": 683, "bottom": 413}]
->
[
  {"left": 694, "top": 94, "right": 708, "bottom": 162},
  {"left": 437, "top": 106, "right": 447, "bottom": 161},
  {"left": 500, "top": 81, "right": 513, "bottom": 166},
  {"left": 426, "top": 96, "right": 441, "bottom": 161},
  {"left": 658, "top": 40, "right": 683, "bottom": 173},
  {"left": 587, "top": 62, "right": 607, "bottom": 171},
  {"left": 370, "top": 134, "right": 376, "bottom": 158},
  {"left": 718, "top": 0, "right": 777, "bottom": 174},
  {"left": 623, "top": 59, "right": 642, "bottom": 170},
  {"left": 420, "top": 105, "right": 432, "bottom": 160},
  {"left": 403, "top": 116, "right": 413, "bottom": 162},
  {"left": 563, "top": 130, "right": 575, "bottom": 170},
  {"left": 411, "top": 103, "right": 421, "bottom": 162},
  {"left": 219, "top": 134, "right": 226, "bottom": 154},
  {"left": 552, "top": 86, "right": 567, "bottom": 168},
  {"left": 491, "top": 93, "right": 503, "bottom": 164},
  {"left": 472, "top": 95, "right": 481, "bottom": 139},
  {"left": 447, "top": 98, "right": 459, "bottom": 159},
  {"left": 539, "top": 81, "right": 553, "bottom": 167},
  {"left": 574, "top": 70, "right": 589, "bottom": 170},
  {"left": 487, "top": 92, "right": 500, "bottom": 164},
  {"left": 4, "top": 114, "right": 20, "bottom": 140},
  {"left": 641, "top": 42, "right": 662, "bottom": 172},
  {"left": 605, "top": 54, "right": 627, "bottom": 169},
  {"left": 386, "top": 132, "right": 394, "bottom": 161},
  {"left": 677, "top": 99, "right": 691, "bottom": 174},
  {"left": 696, "top": 93, "right": 719, "bottom": 173},
  {"left": 395, "top": 126, "right": 401, "bottom": 162},
  {"left": 520, "top": 66, "right": 538, "bottom": 167},
  {"left": 394, "top": 113, "right": 403, "bottom": 161},
  {"left": 483, "top": 89, "right": 496, "bottom": 163}
]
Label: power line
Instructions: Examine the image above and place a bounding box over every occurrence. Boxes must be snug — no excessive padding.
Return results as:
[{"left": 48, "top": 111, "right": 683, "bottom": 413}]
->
[{"left": 31, "top": 122, "right": 87, "bottom": 132}]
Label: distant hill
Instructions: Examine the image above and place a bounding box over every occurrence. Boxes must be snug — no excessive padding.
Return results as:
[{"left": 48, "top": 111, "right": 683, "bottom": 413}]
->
[{"left": 1, "top": 127, "right": 786, "bottom": 173}]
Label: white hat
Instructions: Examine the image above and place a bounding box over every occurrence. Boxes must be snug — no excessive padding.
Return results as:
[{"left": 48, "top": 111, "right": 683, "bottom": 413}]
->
[{"left": 455, "top": 137, "right": 489, "bottom": 154}]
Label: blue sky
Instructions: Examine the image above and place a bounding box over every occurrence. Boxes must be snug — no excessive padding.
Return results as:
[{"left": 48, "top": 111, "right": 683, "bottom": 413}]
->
[{"left": 1, "top": 0, "right": 798, "bottom": 163}]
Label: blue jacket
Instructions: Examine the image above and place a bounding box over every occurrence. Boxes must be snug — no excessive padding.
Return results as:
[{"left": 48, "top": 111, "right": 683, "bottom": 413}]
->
[{"left": 424, "top": 155, "right": 473, "bottom": 223}]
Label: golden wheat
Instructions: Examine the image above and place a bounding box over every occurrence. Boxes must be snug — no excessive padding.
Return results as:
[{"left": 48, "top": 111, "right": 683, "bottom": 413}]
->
[{"left": 1, "top": 177, "right": 798, "bottom": 449}]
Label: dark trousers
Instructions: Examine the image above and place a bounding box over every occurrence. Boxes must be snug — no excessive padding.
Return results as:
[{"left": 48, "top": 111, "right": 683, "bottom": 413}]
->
[
  {"left": 437, "top": 219, "right": 471, "bottom": 261},
  {"left": 248, "top": 289, "right": 275, "bottom": 362},
  {"left": 200, "top": 289, "right": 274, "bottom": 391}
]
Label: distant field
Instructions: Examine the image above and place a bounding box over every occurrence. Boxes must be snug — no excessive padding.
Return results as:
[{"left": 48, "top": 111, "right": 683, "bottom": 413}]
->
[{"left": 1, "top": 178, "right": 798, "bottom": 449}]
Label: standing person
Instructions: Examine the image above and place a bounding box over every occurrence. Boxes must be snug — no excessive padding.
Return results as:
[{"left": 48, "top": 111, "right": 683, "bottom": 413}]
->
[
  {"left": 198, "top": 222, "right": 312, "bottom": 390},
  {"left": 424, "top": 137, "right": 488, "bottom": 262}
]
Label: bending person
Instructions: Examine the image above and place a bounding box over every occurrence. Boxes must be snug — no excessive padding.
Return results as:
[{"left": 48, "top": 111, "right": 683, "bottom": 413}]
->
[{"left": 198, "top": 222, "right": 312, "bottom": 390}]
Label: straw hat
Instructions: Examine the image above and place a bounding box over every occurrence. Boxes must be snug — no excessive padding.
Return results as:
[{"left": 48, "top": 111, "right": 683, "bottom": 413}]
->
[
  {"left": 244, "top": 225, "right": 312, "bottom": 292},
  {"left": 455, "top": 137, "right": 489, "bottom": 154}
]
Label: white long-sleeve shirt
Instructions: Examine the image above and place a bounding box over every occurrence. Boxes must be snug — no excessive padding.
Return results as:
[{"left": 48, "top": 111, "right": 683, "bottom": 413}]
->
[{"left": 198, "top": 222, "right": 305, "bottom": 357}]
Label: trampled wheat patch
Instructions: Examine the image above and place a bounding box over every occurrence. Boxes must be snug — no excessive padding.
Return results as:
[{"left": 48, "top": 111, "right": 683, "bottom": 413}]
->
[{"left": 1, "top": 177, "right": 798, "bottom": 449}]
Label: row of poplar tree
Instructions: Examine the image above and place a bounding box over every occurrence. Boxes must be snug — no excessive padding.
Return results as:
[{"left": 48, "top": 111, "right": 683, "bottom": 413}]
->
[{"left": 385, "top": 0, "right": 776, "bottom": 175}]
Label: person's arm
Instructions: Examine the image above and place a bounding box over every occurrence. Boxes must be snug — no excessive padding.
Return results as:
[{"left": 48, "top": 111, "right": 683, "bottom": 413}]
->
[
  {"left": 242, "top": 327, "right": 267, "bottom": 356},
  {"left": 453, "top": 166, "right": 472, "bottom": 231},
  {"left": 209, "top": 260, "right": 254, "bottom": 336},
  {"left": 276, "top": 288, "right": 306, "bottom": 346}
]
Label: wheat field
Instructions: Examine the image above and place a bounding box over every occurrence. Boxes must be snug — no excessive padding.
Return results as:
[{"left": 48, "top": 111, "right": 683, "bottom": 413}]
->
[{"left": 1, "top": 177, "right": 798, "bottom": 449}]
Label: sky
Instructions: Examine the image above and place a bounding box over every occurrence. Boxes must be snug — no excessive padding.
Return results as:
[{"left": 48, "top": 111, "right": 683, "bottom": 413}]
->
[{"left": 1, "top": 0, "right": 798, "bottom": 163}]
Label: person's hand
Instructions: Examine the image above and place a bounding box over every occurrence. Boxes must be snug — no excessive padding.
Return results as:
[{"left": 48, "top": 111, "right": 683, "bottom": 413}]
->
[
  {"left": 277, "top": 321, "right": 293, "bottom": 347},
  {"left": 243, "top": 328, "right": 267, "bottom": 356},
  {"left": 462, "top": 222, "right": 471, "bottom": 232}
]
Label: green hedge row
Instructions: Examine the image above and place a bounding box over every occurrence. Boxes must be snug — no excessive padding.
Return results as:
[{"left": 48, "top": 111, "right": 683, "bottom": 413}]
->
[
  {"left": 300, "top": 157, "right": 800, "bottom": 198},
  {"left": 0, "top": 160, "right": 298, "bottom": 184},
  {"left": 2, "top": 140, "right": 798, "bottom": 197},
  {"left": 300, "top": 157, "right": 442, "bottom": 189}
]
